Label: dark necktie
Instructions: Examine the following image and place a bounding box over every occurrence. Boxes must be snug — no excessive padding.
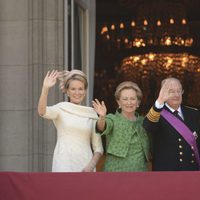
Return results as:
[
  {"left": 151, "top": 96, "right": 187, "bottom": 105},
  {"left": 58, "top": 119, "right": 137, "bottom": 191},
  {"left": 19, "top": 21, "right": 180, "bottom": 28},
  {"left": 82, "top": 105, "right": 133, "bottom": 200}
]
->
[{"left": 173, "top": 110, "right": 183, "bottom": 121}]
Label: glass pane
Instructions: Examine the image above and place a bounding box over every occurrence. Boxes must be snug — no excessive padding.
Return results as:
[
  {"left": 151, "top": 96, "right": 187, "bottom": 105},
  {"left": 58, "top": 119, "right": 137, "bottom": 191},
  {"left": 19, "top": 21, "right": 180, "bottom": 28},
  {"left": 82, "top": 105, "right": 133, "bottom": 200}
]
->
[
  {"left": 68, "top": 0, "right": 72, "bottom": 70},
  {"left": 74, "top": 2, "right": 84, "bottom": 70}
]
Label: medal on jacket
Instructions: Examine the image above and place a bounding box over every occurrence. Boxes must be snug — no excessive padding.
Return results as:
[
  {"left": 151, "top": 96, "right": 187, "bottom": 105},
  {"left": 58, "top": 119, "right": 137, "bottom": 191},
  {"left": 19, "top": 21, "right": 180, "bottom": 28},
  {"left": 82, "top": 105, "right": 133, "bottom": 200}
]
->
[{"left": 193, "top": 131, "right": 198, "bottom": 140}]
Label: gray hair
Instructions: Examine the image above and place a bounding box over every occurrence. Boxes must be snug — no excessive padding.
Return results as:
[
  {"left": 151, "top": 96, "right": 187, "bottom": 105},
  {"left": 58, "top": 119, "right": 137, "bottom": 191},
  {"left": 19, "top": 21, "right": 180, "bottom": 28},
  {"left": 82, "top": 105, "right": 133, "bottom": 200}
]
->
[{"left": 161, "top": 77, "right": 182, "bottom": 87}]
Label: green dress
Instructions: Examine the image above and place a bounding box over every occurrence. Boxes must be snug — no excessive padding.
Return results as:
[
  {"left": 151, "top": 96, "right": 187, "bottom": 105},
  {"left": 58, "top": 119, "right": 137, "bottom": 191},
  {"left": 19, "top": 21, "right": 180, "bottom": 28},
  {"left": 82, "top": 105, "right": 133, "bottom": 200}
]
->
[{"left": 100, "top": 111, "right": 150, "bottom": 172}]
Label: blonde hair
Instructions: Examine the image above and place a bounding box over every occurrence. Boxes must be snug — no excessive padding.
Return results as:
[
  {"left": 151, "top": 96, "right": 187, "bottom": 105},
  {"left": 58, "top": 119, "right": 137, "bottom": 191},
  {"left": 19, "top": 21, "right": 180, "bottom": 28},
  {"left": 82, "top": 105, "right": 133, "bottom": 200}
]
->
[
  {"left": 58, "top": 70, "right": 88, "bottom": 93},
  {"left": 115, "top": 81, "right": 143, "bottom": 103}
]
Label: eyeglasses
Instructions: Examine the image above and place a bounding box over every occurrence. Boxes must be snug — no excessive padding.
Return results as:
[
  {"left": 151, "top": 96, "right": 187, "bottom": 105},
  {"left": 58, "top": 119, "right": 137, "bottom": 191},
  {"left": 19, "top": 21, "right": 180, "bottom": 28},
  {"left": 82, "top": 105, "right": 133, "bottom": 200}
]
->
[{"left": 168, "top": 90, "right": 184, "bottom": 96}]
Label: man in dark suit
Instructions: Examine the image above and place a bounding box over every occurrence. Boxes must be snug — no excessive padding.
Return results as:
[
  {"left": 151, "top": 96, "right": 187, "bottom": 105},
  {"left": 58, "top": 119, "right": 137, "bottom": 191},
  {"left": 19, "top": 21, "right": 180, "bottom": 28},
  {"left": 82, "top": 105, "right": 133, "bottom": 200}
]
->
[{"left": 143, "top": 77, "right": 200, "bottom": 171}]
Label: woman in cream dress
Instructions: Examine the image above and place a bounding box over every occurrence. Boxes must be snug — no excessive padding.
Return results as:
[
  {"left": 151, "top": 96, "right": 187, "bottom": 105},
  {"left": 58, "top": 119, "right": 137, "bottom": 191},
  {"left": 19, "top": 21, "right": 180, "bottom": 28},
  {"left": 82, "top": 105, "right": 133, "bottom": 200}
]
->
[{"left": 38, "top": 70, "right": 103, "bottom": 172}]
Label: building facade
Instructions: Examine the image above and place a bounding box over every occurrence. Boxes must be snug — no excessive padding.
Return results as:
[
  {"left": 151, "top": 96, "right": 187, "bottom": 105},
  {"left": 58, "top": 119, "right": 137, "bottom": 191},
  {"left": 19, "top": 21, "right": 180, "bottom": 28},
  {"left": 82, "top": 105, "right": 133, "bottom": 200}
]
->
[{"left": 0, "top": 0, "right": 96, "bottom": 171}]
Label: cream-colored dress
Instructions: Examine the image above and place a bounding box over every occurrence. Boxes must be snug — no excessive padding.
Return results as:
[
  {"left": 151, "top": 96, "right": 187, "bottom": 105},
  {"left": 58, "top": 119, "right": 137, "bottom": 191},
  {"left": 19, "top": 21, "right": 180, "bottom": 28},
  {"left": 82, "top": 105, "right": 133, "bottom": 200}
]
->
[{"left": 42, "top": 102, "right": 103, "bottom": 172}]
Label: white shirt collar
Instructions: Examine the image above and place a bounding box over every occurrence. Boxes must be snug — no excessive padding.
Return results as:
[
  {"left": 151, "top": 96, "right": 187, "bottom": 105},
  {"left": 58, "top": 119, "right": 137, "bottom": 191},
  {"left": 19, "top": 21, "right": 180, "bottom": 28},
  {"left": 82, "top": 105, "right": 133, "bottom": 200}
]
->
[{"left": 165, "top": 103, "right": 184, "bottom": 119}]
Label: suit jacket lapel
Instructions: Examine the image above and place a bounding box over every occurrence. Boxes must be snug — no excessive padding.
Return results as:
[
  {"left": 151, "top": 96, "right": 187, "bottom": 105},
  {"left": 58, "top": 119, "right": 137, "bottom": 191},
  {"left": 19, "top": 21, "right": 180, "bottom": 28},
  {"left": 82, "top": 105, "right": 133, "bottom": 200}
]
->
[{"left": 181, "top": 105, "right": 190, "bottom": 126}]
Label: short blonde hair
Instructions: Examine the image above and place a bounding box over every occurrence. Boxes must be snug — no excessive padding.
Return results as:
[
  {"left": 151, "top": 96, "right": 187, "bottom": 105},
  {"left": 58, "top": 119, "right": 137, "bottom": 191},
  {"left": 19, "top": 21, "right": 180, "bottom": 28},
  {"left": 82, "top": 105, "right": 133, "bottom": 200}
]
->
[
  {"left": 115, "top": 81, "right": 143, "bottom": 104},
  {"left": 58, "top": 70, "right": 88, "bottom": 93}
]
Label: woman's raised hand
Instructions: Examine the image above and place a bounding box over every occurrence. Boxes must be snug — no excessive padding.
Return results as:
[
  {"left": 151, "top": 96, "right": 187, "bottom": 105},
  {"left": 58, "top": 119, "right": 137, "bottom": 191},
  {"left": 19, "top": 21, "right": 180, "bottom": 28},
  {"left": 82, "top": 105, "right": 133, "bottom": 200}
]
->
[
  {"left": 43, "top": 70, "right": 58, "bottom": 89},
  {"left": 92, "top": 99, "right": 107, "bottom": 118}
]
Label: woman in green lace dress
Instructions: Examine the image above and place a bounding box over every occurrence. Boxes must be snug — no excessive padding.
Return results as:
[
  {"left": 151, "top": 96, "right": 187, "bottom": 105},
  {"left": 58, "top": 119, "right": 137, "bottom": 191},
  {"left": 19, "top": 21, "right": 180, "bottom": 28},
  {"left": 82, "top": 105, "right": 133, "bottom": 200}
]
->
[{"left": 93, "top": 81, "right": 150, "bottom": 171}]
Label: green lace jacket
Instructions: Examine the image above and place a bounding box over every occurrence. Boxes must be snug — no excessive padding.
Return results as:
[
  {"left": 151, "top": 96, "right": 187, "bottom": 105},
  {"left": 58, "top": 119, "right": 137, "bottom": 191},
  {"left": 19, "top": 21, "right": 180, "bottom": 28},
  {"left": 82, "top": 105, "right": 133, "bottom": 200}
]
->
[{"left": 100, "top": 111, "right": 150, "bottom": 161}]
